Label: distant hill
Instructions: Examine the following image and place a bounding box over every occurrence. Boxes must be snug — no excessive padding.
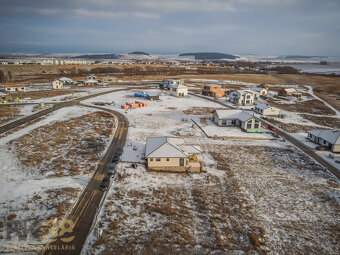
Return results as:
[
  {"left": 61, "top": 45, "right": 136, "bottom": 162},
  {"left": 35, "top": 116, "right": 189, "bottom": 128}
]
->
[
  {"left": 179, "top": 52, "right": 237, "bottom": 60},
  {"left": 279, "top": 55, "right": 327, "bottom": 59},
  {"left": 129, "top": 51, "right": 150, "bottom": 56},
  {"left": 73, "top": 53, "right": 118, "bottom": 59}
]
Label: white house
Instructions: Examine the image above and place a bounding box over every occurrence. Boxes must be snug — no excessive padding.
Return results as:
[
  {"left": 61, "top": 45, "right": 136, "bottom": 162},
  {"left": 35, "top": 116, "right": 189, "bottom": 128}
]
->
[
  {"left": 229, "top": 90, "right": 255, "bottom": 106},
  {"left": 58, "top": 77, "right": 73, "bottom": 85},
  {"left": 84, "top": 75, "right": 98, "bottom": 86},
  {"left": 254, "top": 104, "right": 281, "bottom": 117},
  {"left": 170, "top": 84, "right": 188, "bottom": 97},
  {"left": 212, "top": 109, "right": 261, "bottom": 133},
  {"left": 307, "top": 129, "right": 340, "bottom": 153},
  {"left": 250, "top": 87, "right": 268, "bottom": 98},
  {"left": 162, "top": 79, "right": 184, "bottom": 89},
  {"left": 52, "top": 79, "right": 64, "bottom": 89},
  {"left": 4, "top": 84, "right": 26, "bottom": 92}
]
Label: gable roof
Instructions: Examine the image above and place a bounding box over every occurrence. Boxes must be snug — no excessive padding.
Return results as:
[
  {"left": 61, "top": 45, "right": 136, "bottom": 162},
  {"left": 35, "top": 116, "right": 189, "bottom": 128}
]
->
[
  {"left": 184, "top": 145, "right": 202, "bottom": 154},
  {"left": 255, "top": 104, "right": 272, "bottom": 110},
  {"left": 170, "top": 84, "right": 187, "bottom": 90},
  {"left": 307, "top": 129, "right": 340, "bottom": 144},
  {"left": 84, "top": 79, "right": 98, "bottom": 83},
  {"left": 145, "top": 137, "right": 188, "bottom": 158},
  {"left": 283, "top": 88, "right": 297, "bottom": 93},
  {"left": 251, "top": 87, "right": 266, "bottom": 92},
  {"left": 4, "top": 84, "right": 25, "bottom": 88},
  {"left": 231, "top": 90, "right": 254, "bottom": 96},
  {"left": 58, "top": 77, "right": 73, "bottom": 81},
  {"left": 214, "top": 110, "right": 255, "bottom": 122}
]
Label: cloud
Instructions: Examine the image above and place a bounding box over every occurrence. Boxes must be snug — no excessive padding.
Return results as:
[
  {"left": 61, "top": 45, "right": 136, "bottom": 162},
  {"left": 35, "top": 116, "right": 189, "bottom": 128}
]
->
[{"left": 72, "top": 8, "right": 159, "bottom": 19}]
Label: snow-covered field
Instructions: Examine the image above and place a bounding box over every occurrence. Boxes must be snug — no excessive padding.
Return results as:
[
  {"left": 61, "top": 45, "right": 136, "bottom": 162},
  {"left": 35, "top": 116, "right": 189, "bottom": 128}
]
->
[
  {"left": 26, "top": 87, "right": 123, "bottom": 103},
  {"left": 81, "top": 89, "right": 340, "bottom": 254},
  {"left": 0, "top": 106, "right": 117, "bottom": 251},
  {"left": 0, "top": 104, "right": 41, "bottom": 126}
]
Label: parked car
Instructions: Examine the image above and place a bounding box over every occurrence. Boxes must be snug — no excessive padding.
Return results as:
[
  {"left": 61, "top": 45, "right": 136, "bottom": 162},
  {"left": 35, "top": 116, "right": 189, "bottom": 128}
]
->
[
  {"left": 267, "top": 125, "right": 276, "bottom": 131},
  {"left": 108, "top": 163, "right": 116, "bottom": 175},
  {"left": 99, "top": 177, "right": 110, "bottom": 190},
  {"left": 316, "top": 145, "right": 328, "bottom": 151},
  {"left": 112, "top": 154, "right": 120, "bottom": 163},
  {"left": 116, "top": 147, "right": 123, "bottom": 155}
]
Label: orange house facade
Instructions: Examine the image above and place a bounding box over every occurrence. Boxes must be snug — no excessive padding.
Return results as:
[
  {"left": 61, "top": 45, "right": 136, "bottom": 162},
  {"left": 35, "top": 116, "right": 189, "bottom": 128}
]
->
[{"left": 202, "top": 85, "right": 225, "bottom": 98}]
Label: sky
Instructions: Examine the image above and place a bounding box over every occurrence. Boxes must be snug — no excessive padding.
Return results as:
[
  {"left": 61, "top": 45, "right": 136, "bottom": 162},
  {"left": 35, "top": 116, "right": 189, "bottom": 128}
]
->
[{"left": 0, "top": 0, "right": 339, "bottom": 56}]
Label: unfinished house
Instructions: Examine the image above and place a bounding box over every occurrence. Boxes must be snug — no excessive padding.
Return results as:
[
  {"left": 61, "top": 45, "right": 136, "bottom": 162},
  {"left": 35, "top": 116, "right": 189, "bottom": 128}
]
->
[
  {"left": 229, "top": 90, "right": 255, "bottom": 106},
  {"left": 145, "top": 136, "right": 202, "bottom": 173},
  {"left": 278, "top": 88, "right": 302, "bottom": 98},
  {"left": 170, "top": 84, "right": 188, "bottom": 97},
  {"left": 254, "top": 104, "right": 281, "bottom": 117},
  {"left": 212, "top": 109, "right": 261, "bottom": 133},
  {"left": 202, "top": 85, "right": 225, "bottom": 98},
  {"left": 307, "top": 129, "right": 340, "bottom": 153}
]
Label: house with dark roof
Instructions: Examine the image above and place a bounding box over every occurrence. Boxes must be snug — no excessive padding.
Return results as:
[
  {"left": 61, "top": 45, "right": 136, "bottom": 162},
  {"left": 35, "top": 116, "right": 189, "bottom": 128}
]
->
[
  {"left": 307, "top": 129, "right": 340, "bottom": 152},
  {"left": 212, "top": 109, "right": 261, "bottom": 133},
  {"left": 145, "top": 137, "right": 201, "bottom": 172}
]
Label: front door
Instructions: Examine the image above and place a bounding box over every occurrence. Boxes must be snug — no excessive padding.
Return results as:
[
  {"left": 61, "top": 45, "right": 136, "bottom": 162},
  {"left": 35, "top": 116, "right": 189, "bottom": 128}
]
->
[{"left": 180, "top": 158, "right": 184, "bottom": 166}]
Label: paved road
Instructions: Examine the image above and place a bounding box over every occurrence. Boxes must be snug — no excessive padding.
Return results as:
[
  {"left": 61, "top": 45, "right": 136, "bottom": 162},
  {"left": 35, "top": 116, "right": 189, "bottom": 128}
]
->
[
  {"left": 189, "top": 92, "right": 340, "bottom": 179},
  {"left": 0, "top": 85, "right": 152, "bottom": 135},
  {"left": 42, "top": 105, "right": 129, "bottom": 255},
  {"left": 263, "top": 120, "right": 340, "bottom": 179}
]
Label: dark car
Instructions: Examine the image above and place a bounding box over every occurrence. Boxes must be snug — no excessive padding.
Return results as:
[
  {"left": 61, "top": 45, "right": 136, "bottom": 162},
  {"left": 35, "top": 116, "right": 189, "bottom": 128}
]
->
[
  {"left": 112, "top": 154, "right": 120, "bottom": 163},
  {"left": 100, "top": 177, "right": 110, "bottom": 190},
  {"left": 116, "top": 147, "right": 123, "bottom": 155},
  {"left": 108, "top": 163, "right": 116, "bottom": 175},
  {"left": 316, "top": 145, "right": 328, "bottom": 151},
  {"left": 267, "top": 125, "right": 276, "bottom": 131}
]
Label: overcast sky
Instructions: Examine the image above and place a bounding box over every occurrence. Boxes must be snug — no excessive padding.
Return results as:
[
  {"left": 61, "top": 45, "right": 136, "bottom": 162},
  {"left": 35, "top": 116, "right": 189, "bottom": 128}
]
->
[{"left": 0, "top": 0, "right": 339, "bottom": 56}]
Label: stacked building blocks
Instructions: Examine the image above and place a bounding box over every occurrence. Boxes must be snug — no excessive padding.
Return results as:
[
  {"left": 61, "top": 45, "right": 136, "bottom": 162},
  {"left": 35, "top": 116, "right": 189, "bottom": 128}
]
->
[{"left": 121, "top": 101, "right": 148, "bottom": 110}]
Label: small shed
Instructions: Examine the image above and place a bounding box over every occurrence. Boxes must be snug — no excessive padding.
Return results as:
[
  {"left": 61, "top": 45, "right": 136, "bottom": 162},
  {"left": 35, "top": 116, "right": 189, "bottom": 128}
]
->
[{"left": 147, "top": 92, "right": 160, "bottom": 101}]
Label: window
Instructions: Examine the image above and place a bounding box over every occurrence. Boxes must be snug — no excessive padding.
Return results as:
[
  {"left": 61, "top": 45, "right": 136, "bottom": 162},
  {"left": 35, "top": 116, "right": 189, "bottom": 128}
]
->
[
  {"left": 156, "top": 158, "right": 161, "bottom": 161},
  {"left": 232, "top": 120, "right": 236, "bottom": 125},
  {"left": 166, "top": 158, "right": 169, "bottom": 161},
  {"left": 323, "top": 140, "right": 327, "bottom": 145},
  {"left": 246, "top": 95, "right": 251, "bottom": 99},
  {"left": 254, "top": 120, "right": 260, "bottom": 129},
  {"left": 150, "top": 158, "right": 153, "bottom": 161},
  {"left": 247, "top": 122, "right": 252, "bottom": 129}
]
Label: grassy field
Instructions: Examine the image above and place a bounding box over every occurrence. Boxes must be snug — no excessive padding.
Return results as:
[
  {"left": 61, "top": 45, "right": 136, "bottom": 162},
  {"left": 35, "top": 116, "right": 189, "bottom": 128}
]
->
[
  {"left": 10, "top": 89, "right": 84, "bottom": 100},
  {"left": 0, "top": 105, "right": 21, "bottom": 125}
]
